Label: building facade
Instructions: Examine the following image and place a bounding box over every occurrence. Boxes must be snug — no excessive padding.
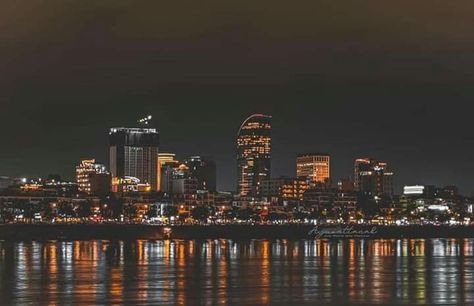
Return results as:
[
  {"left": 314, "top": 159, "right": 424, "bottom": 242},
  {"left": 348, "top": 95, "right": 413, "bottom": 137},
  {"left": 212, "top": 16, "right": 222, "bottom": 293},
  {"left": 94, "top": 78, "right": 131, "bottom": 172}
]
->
[
  {"left": 261, "top": 176, "right": 309, "bottom": 205},
  {"left": 109, "top": 127, "right": 159, "bottom": 191},
  {"left": 184, "top": 156, "right": 217, "bottom": 192},
  {"left": 159, "top": 162, "right": 180, "bottom": 194},
  {"left": 296, "top": 153, "right": 331, "bottom": 185},
  {"left": 354, "top": 158, "right": 394, "bottom": 198},
  {"left": 75, "top": 159, "right": 111, "bottom": 196},
  {"left": 236, "top": 114, "right": 272, "bottom": 197},
  {"left": 157, "top": 153, "right": 176, "bottom": 192},
  {"left": 172, "top": 177, "right": 198, "bottom": 208},
  {"left": 111, "top": 176, "right": 151, "bottom": 193}
]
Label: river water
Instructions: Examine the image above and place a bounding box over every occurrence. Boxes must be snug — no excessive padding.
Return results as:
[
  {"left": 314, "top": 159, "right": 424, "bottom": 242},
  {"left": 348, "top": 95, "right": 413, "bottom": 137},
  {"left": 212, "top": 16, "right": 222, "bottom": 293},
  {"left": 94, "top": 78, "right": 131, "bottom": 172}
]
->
[{"left": 0, "top": 239, "right": 473, "bottom": 305}]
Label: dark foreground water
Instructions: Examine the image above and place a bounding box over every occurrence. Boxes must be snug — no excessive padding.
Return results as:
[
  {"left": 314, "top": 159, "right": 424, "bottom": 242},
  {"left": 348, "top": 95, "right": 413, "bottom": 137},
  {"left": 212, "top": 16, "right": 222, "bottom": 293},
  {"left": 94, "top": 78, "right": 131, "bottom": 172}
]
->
[{"left": 0, "top": 239, "right": 473, "bottom": 305}]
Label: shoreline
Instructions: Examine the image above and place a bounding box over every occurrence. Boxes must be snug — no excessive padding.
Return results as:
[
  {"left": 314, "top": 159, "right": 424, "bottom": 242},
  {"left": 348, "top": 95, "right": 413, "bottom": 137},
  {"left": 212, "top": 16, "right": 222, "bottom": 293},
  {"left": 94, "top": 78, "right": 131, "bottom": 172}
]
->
[{"left": 2, "top": 224, "right": 474, "bottom": 241}]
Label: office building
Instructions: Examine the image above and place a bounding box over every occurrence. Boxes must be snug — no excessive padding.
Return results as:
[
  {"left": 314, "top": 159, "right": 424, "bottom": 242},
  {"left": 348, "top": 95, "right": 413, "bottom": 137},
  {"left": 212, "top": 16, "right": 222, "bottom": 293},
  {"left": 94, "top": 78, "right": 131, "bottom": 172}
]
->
[
  {"left": 236, "top": 114, "right": 272, "bottom": 197},
  {"left": 160, "top": 161, "right": 180, "bottom": 194},
  {"left": 157, "top": 153, "right": 177, "bottom": 191},
  {"left": 109, "top": 125, "right": 159, "bottom": 191},
  {"left": 354, "top": 158, "right": 394, "bottom": 198},
  {"left": 296, "top": 153, "right": 331, "bottom": 184},
  {"left": 184, "top": 156, "right": 217, "bottom": 192},
  {"left": 337, "top": 178, "right": 355, "bottom": 193},
  {"left": 111, "top": 176, "right": 151, "bottom": 193},
  {"left": 76, "top": 159, "right": 111, "bottom": 196},
  {"left": 172, "top": 177, "right": 198, "bottom": 207},
  {"left": 261, "top": 176, "right": 309, "bottom": 205}
]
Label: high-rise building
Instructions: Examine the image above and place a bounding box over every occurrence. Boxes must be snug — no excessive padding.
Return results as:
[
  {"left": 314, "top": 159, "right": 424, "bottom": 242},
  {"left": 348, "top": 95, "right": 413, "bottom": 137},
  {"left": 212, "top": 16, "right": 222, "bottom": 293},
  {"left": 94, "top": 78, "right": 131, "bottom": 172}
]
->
[
  {"left": 157, "top": 153, "right": 176, "bottom": 191},
  {"left": 296, "top": 153, "right": 331, "bottom": 184},
  {"left": 236, "top": 114, "right": 272, "bottom": 197},
  {"left": 354, "top": 158, "right": 394, "bottom": 198},
  {"left": 76, "top": 159, "right": 111, "bottom": 196},
  {"left": 354, "top": 158, "right": 370, "bottom": 191},
  {"left": 109, "top": 126, "right": 159, "bottom": 191},
  {"left": 184, "top": 156, "right": 217, "bottom": 192}
]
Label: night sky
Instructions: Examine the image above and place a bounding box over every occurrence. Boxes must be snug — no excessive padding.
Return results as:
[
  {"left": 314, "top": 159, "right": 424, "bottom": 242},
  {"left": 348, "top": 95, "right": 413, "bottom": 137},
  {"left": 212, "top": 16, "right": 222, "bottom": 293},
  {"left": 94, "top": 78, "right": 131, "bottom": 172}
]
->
[{"left": 1, "top": 1, "right": 474, "bottom": 194}]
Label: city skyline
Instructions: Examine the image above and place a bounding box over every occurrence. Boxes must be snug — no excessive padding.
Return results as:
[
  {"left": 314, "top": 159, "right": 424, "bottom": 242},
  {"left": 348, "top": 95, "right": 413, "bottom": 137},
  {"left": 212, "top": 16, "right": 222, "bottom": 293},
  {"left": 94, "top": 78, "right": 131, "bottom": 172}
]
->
[
  {"left": 2, "top": 114, "right": 470, "bottom": 194},
  {"left": 0, "top": 112, "right": 470, "bottom": 196}
]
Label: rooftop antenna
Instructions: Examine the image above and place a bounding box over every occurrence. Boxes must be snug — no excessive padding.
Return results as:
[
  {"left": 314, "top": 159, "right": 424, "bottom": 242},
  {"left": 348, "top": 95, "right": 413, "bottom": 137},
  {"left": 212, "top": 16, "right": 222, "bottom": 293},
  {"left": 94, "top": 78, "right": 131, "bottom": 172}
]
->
[{"left": 138, "top": 115, "right": 152, "bottom": 126}]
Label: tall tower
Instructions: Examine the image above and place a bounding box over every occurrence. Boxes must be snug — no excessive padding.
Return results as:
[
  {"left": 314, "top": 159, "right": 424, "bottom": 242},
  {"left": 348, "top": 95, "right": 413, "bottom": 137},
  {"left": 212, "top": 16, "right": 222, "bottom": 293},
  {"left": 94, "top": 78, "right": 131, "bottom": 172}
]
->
[
  {"left": 354, "top": 158, "right": 393, "bottom": 198},
  {"left": 109, "top": 116, "right": 159, "bottom": 191},
  {"left": 184, "top": 156, "right": 217, "bottom": 192},
  {"left": 236, "top": 114, "right": 272, "bottom": 197},
  {"left": 296, "top": 153, "right": 331, "bottom": 185},
  {"left": 157, "top": 153, "right": 176, "bottom": 192}
]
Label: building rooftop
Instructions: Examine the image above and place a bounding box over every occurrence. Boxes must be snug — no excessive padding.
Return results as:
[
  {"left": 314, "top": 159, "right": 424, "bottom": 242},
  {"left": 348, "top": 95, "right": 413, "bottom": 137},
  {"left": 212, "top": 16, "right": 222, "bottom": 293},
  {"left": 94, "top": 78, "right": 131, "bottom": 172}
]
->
[
  {"left": 109, "top": 127, "right": 158, "bottom": 134},
  {"left": 297, "top": 153, "right": 330, "bottom": 157}
]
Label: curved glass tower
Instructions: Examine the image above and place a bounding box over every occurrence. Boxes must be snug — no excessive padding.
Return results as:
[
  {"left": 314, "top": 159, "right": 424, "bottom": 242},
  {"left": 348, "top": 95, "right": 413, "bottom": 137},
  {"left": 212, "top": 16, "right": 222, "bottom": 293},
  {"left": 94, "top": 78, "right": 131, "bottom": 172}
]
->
[{"left": 236, "top": 114, "right": 272, "bottom": 197}]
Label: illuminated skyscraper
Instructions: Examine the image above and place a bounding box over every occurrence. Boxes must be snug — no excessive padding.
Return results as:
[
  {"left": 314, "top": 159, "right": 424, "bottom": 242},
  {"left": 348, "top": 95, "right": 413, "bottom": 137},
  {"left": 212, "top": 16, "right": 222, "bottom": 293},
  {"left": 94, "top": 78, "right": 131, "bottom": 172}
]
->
[
  {"left": 354, "top": 158, "right": 371, "bottom": 191},
  {"left": 76, "top": 159, "right": 111, "bottom": 196},
  {"left": 109, "top": 123, "right": 159, "bottom": 191},
  {"left": 236, "top": 114, "right": 272, "bottom": 197},
  {"left": 184, "top": 156, "right": 217, "bottom": 192},
  {"left": 157, "top": 153, "right": 176, "bottom": 191},
  {"left": 354, "top": 158, "right": 393, "bottom": 198},
  {"left": 296, "top": 153, "right": 331, "bottom": 184}
]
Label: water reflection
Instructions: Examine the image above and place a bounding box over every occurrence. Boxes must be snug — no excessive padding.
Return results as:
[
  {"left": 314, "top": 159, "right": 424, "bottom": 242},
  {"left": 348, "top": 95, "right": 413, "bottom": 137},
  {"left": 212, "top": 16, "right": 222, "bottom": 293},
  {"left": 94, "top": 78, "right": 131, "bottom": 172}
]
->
[{"left": 1, "top": 239, "right": 474, "bottom": 305}]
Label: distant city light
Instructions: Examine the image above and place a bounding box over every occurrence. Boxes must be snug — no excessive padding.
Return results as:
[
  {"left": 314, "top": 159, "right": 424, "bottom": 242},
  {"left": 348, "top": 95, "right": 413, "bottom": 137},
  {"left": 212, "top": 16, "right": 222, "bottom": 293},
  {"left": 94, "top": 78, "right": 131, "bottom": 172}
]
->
[
  {"left": 404, "top": 185, "right": 425, "bottom": 195},
  {"left": 428, "top": 204, "right": 449, "bottom": 211}
]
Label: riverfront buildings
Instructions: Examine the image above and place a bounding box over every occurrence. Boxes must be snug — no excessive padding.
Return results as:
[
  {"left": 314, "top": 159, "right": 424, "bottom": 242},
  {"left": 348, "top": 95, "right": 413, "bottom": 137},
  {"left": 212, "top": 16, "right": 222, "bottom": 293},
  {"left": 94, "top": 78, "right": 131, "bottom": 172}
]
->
[
  {"left": 109, "top": 126, "right": 160, "bottom": 191},
  {"left": 6, "top": 112, "right": 474, "bottom": 226},
  {"left": 236, "top": 114, "right": 272, "bottom": 197}
]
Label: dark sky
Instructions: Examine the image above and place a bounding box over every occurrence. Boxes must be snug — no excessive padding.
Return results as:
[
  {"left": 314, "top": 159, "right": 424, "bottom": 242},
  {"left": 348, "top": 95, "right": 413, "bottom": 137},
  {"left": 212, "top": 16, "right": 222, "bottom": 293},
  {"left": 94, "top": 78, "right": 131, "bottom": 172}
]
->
[{"left": 1, "top": 1, "right": 474, "bottom": 194}]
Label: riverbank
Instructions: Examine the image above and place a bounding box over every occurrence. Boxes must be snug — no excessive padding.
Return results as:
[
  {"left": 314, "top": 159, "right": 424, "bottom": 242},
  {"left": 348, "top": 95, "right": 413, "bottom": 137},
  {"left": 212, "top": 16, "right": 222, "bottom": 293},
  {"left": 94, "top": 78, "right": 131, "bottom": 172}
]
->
[{"left": 2, "top": 224, "right": 474, "bottom": 241}]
